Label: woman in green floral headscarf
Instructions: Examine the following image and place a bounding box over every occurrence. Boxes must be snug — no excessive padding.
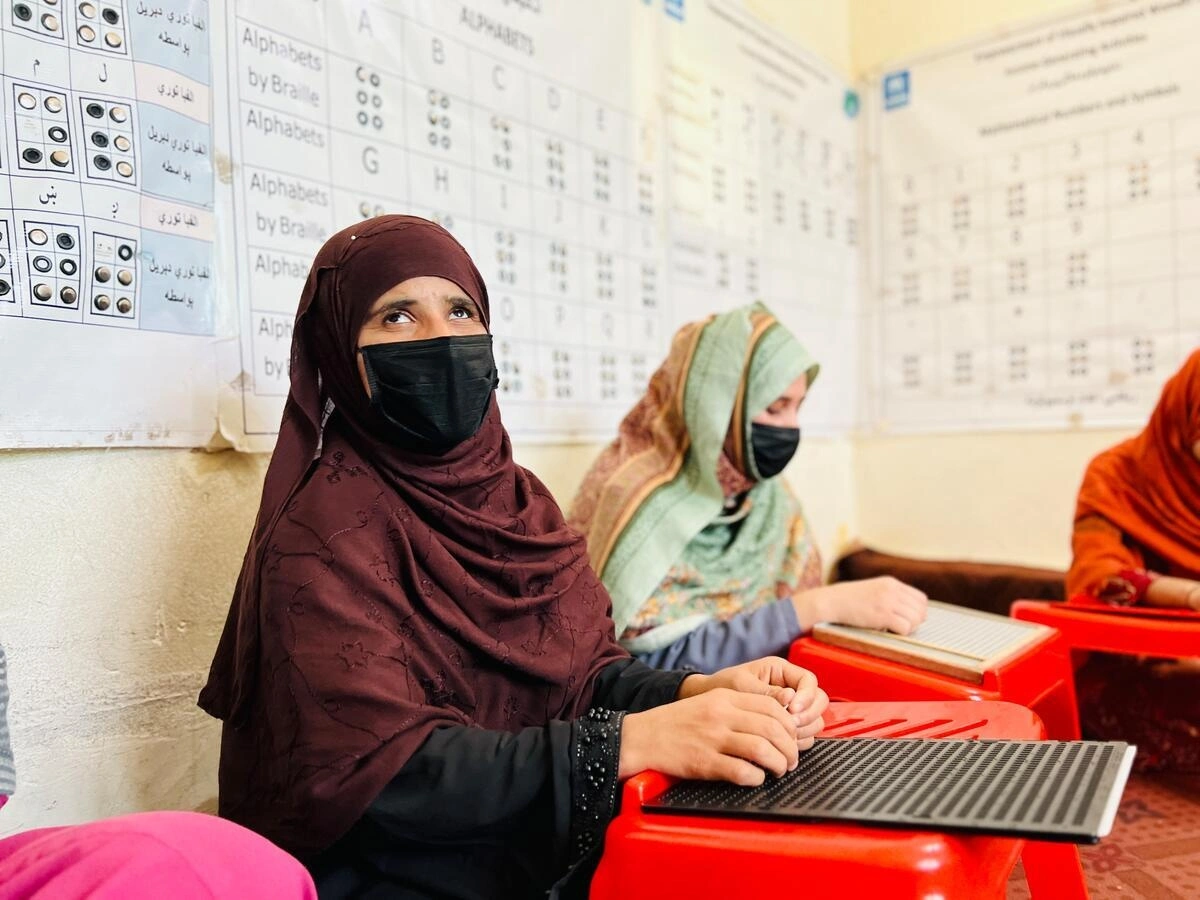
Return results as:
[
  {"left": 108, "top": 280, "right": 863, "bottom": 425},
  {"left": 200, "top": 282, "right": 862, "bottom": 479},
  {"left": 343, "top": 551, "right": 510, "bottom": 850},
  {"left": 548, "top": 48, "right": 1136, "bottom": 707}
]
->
[{"left": 570, "top": 302, "right": 927, "bottom": 671}]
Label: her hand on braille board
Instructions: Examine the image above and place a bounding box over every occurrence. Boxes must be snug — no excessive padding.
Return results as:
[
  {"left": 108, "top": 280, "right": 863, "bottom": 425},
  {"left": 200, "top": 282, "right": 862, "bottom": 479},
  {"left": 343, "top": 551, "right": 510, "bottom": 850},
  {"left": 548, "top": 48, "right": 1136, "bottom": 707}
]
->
[{"left": 617, "top": 657, "right": 829, "bottom": 786}]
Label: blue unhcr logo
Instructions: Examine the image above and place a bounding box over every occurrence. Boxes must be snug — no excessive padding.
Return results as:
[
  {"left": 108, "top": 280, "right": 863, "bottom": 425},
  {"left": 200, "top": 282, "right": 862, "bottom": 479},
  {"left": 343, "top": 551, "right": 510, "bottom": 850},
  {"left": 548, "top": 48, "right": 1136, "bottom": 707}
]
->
[
  {"left": 883, "top": 70, "right": 910, "bottom": 110},
  {"left": 665, "top": 0, "right": 685, "bottom": 22}
]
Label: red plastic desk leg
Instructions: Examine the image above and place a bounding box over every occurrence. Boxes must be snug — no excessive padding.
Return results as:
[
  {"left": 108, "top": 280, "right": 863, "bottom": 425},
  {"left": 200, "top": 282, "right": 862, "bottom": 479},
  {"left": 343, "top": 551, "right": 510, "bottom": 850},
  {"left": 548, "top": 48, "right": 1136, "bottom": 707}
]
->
[{"left": 1021, "top": 840, "right": 1089, "bottom": 900}]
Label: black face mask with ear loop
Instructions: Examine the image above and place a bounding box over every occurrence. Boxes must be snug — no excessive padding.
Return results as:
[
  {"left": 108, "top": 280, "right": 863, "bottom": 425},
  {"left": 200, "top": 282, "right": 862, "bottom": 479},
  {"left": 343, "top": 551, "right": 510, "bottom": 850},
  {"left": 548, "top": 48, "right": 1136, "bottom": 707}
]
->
[
  {"left": 750, "top": 423, "right": 801, "bottom": 479},
  {"left": 358, "top": 334, "right": 499, "bottom": 455}
]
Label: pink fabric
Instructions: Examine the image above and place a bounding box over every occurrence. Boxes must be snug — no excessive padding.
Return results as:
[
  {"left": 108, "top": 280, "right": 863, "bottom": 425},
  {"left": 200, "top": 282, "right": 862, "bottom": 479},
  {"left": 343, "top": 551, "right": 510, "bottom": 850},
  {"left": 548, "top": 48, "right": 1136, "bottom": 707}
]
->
[{"left": 0, "top": 811, "right": 315, "bottom": 899}]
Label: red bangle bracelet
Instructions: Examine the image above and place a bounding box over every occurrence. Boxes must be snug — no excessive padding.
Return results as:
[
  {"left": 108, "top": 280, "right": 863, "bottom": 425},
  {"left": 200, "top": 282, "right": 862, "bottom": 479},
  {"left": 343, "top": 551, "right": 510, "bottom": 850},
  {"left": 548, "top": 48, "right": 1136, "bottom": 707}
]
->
[{"left": 1099, "top": 568, "right": 1156, "bottom": 605}]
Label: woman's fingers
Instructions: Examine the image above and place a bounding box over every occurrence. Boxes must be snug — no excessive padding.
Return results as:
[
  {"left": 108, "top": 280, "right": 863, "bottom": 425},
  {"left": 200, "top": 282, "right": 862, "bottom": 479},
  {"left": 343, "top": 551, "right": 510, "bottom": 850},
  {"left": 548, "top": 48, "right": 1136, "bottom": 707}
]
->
[
  {"left": 888, "top": 593, "right": 927, "bottom": 634},
  {"left": 707, "top": 753, "right": 768, "bottom": 787},
  {"left": 721, "top": 731, "right": 792, "bottom": 778},
  {"left": 725, "top": 659, "right": 820, "bottom": 717},
  {"left": 771, "top": 664, "right": 819, "bottom": 715}
]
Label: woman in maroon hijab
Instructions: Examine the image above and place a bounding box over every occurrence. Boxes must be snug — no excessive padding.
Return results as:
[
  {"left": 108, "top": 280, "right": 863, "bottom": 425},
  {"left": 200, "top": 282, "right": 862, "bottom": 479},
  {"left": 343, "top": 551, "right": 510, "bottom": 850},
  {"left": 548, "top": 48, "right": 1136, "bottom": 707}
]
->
[{"left": 199, "top": 216, "right": 828, "bottom": 898}]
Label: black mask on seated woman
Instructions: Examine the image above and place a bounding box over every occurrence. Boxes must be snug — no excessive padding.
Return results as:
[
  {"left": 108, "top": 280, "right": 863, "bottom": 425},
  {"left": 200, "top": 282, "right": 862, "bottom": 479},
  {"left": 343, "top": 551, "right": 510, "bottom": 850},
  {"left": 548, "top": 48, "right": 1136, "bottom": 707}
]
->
[
  {"left": 359, "top": 334, "right": 499, "bottom": 454},
  {"left": 750, "top": 423, "right": 801, "bottom": 479}
]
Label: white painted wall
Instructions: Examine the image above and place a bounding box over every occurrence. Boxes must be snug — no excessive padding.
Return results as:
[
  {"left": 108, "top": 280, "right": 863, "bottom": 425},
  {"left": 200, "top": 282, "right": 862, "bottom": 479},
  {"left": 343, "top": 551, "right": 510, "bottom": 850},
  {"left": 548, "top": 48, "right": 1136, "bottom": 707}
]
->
[
  {"left": 848, "top": 0, "right": 1088, "bottom": 78},
  {"left": 0, "top": 449, "right": 268, "bottom": 833},
  {"left": 854, "top": 430, "right": 1131, "bottom": 569}
]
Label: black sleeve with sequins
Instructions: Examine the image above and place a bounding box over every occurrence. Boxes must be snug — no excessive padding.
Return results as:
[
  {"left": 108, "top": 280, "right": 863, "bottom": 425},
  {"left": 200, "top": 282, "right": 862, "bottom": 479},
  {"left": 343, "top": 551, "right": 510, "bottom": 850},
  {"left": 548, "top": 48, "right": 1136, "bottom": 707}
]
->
[{"left": 342, "top": 660, "right": 688, "bottom": 898}]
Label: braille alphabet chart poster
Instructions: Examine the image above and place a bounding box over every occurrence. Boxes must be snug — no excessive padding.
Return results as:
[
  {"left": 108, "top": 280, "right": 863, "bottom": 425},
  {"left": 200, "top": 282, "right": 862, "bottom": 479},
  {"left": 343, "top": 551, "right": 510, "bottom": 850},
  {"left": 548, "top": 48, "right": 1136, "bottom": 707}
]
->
[
  {"left": 0, "top": 0, "right": 217, "bottom": 446},
  {"left": 13, "top": 1, "right": 1192, "bottom": 449},
  {"left": 866, "top": 0, "right": 1200, "bottom": 432},
  {"left": 219, "top": 0, "right": 861, "bottom": 447}
]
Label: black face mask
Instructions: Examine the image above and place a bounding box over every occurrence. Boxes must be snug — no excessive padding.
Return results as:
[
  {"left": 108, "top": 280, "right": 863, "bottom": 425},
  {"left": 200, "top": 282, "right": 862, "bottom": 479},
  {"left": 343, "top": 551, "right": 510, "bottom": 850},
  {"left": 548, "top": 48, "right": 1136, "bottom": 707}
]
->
[
  {"left": 750, "top": 423, "right": 801, "bottom": 480},
  {"left": 359, "top": 334, "right": 499, "bottom": 455}
]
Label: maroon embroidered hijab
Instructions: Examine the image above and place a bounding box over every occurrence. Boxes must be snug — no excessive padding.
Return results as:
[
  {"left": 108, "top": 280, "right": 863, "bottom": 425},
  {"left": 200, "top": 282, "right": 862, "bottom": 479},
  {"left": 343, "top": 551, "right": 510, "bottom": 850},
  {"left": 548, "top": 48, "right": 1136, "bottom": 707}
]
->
[{"left": 199, "top": 215, "right": 627, "bottom": 856}]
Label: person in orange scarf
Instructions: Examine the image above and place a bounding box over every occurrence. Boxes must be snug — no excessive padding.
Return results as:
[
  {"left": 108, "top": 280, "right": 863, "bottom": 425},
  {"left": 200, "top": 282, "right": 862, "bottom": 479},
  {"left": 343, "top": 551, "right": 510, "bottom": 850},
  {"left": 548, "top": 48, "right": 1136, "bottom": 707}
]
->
[
  {"left": 1066, "top": 348, "right": 1200, "bottom": 771},
  {"left": 1068, "top": 349, "right": 1200, "bottom": 607}
]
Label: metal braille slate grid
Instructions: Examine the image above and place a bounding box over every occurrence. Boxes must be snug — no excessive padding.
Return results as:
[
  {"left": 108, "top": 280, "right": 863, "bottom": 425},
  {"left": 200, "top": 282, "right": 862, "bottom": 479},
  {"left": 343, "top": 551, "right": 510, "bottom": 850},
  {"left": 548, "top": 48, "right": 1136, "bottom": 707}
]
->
[
  {"left": 645, "top": 738, "right": 1135, "bottom": 844},
  {"left": 896, "top": 606, "right": 1042, "bottom": 660}
]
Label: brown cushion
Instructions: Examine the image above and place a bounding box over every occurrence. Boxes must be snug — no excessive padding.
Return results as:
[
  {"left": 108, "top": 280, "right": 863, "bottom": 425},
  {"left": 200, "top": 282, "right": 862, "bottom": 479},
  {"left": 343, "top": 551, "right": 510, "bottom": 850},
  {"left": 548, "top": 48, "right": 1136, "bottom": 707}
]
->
[{"left": 834, "top": 548, "right": 1065, "bottom": 617}]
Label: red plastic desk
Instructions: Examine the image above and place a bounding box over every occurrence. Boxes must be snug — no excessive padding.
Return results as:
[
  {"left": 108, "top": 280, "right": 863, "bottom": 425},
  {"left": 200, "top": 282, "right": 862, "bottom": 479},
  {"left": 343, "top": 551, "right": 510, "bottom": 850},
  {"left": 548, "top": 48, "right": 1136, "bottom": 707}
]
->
[
  {"left": 591, "top": 701, "right": 1086, "bottom": 900},
  {"left": 788, "top": 629, "right": 1082, "bottom": 740},
  {"left": 1011, "top": 598, "right": 1200, "bottom": 659}
]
